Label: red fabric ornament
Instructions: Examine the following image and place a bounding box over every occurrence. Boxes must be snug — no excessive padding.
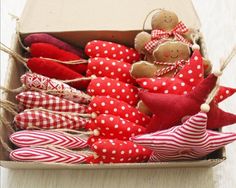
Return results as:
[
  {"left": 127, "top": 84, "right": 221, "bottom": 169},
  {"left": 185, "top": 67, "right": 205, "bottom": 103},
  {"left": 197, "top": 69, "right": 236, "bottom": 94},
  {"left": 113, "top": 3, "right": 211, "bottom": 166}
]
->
[
  {"left": 10, "top": 130, "right": 88, "bottom": 149},
  {"left": 30, "top": 43, "right": 87, "bottom": 74},
  {"left": 86, "top": 57, "right": 135, "bottom": 84},
  {"left": 16, "top": 91, "right": 87, "bottom": 113},
  {"left": 27, "top": 58, "right": 89, "bottom": 89},
  {"left": 131, "top": 112, "right": 236, "bottom": 162},
  {"left": 20, "top": 72, "right": 91, "bottom": 104},
  {"left": 10, "top": 147, "right": 90, "bottom": 164},
  {"left": 88, "top": 96, "right": 150, "bottom": 126},
  {"left": 85, "top": 40, "right": 140, "bottom": 63},
  {"left": 140, "top": 73, "right": 236, "bottom": 132},
  {"left": 137, "top": 50, "right": 236, "bottom": 102},
  {"left": 86, "top": 114, "right": 146, "bottom": 140},
  {"left": 89, "top": 139, "right": 151, "bottom": 163},
  {"left": 87, "top": 77, "right": 139, "bottom": 106},
  {"left": 14, "top": 109, "right": 89, "bottom": 130}
]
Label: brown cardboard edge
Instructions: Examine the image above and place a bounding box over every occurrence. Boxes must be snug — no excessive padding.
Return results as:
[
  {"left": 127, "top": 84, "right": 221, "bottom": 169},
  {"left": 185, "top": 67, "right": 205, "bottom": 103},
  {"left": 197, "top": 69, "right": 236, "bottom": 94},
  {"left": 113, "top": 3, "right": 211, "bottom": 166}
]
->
[{"left": 0, "top": 158, "right": 225, "bottom": 170}]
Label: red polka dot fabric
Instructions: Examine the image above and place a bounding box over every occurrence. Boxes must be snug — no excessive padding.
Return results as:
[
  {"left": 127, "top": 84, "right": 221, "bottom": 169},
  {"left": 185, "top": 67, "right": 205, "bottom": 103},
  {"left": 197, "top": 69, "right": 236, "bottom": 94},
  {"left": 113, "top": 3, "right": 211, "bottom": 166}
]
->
[
  {"left": 86, "top": 57, "right": 135, "bottom": 84},
  {"left": 86, "top": 114, "right": 146, "bottom": 140},
  {"left": 89, "top": 139, "right": 151, "bottom": 163},
  {"left": 215, "top": 86, "right": 236, "bottom": 103},
  {"left": 87, "top": 96, "right": 150, "bottom": 126},
  {"left": 87, "top": 77, "right": 139, "bottom": 106},
  {"left": 137, "top": 50, "right": 204, "bottom": 95},
  {"left": 85, "top": 40, "right": 140, "bottom": 64}
]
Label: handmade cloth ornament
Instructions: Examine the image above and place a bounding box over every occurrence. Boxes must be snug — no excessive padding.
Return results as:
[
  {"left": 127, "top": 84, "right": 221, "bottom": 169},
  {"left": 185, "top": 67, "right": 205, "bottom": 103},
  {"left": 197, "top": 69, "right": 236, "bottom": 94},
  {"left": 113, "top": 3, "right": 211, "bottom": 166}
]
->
[
  {"left": 20, "top": 72, "right": 91, "bottom": 104},
  {"left": 131, "top": 111, "right": 236, "bottom": 162},
  {"left": 10, "top": 130, "right": 88, "bottom": 149},
  {"left": 89, "top": 139, "right": 151, "bottom": 163},
  {"left": 85, "top": 40, "right": 140, "bottom": 63},
  {"left": 85, "top": 114, "right": 146, "bottom": 140},
  {"left": 137, "top": 50, "right": 236, "bottom": 102},
  {"left": 87, "top": 77, "right": 139, "bottom": 106},
  {"left": 14, "top": 109, "right": 89, "bottom": 130},
  {"left": 10, "top": 146, "right": 91, "bottom": 164},
  {"left": 88, "top": 96, "right": 150, "bottom": 126},
  {"left": 29, "top": 43, "right": 87, "bottom": 74},
  {"left": 16, "top": 91, "right": 87, "bottom": 113},
  {"left": 86, "top": 57, "right": 135, "bottom": 84},
  {"left": 140, "top": 73, "right": 236, "bottom": 132}
]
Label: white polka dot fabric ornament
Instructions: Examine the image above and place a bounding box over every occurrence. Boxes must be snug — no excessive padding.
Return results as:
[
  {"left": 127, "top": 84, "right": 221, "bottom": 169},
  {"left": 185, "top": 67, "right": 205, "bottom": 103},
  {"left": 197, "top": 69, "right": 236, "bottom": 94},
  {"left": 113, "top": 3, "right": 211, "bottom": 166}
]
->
[
  {"left": 86, "top": 57, "right": 136, "bottom": 84},
  {"left": 88, "top": 96, "right": 150, "bottom": 126},
  {"left": 87, "top": 77, "right": 139, "bottom": 106},
  {"left": 88, "top": 139, "right": 151, "bottom": 163},
  {"left": 85, "top": 114, "right": 146, "bottom": 140},
  {"left": 20, "top": 72, "right": 91, "bottom": 104},
  {"left": 10, "top": 130, "right": 88, "bottom": 149},
  {"left": 85, "top": 40, "right": 140, "bottom": 64},
  {"left": 10, "top": 147, "right": 91, "bottom": 164},
  {"left": 137, "top": 50, "right": 236, "bottom": 102},
  {"left": 14, "top": 109, "right": 89, "bottom": 130},
  {"left": 16, "top": 91, "right": 88, "bottom": 113},
  {"left": 131, "top": 112, "right": 236, "bottom": 162}
]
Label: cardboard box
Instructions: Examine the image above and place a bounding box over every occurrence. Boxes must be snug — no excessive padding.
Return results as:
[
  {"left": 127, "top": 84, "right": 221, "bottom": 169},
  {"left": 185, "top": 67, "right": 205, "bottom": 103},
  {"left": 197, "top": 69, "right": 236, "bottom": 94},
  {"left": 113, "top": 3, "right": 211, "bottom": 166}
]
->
[{"left": 0, "top": 0, "right": 226, "bottom": 169}]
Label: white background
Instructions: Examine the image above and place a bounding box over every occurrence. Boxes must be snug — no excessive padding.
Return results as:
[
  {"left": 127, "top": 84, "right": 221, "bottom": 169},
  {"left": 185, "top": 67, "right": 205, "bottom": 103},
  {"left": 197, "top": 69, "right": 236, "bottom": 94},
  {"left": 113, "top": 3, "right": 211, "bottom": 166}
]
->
[{"left": 1, "top": 0, "right": 236, "bottom": 188}]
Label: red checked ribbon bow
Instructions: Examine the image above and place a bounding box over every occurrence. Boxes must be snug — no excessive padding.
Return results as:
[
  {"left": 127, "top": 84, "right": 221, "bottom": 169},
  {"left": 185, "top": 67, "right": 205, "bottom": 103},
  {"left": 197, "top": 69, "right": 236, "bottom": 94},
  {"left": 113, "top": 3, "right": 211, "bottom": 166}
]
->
[
  {"left": 145, "top": 21, "right": 192, "bottom": 53},
  {"left": 154, "top": 60, "right": 187, "bottom": 77}
]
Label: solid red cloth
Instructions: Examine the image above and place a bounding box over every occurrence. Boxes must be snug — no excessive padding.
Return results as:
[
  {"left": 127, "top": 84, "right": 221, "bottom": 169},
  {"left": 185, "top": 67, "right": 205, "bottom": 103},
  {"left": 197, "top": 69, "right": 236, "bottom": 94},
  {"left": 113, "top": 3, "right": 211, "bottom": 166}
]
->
[
  {"left": 131, "top": 112, "right": 236, "bottom": 162},
  {"left": 87, "top": 77, "right": 139, "bottom": 106},
  {"left": 85, "top": 40, "right": 140, "bottom": 64},
  {"left": 89, "top": 139, "right": 151, "bottom": 163},
  {"left": 140, "top": 73, "right": 236, "bottom": 132}
]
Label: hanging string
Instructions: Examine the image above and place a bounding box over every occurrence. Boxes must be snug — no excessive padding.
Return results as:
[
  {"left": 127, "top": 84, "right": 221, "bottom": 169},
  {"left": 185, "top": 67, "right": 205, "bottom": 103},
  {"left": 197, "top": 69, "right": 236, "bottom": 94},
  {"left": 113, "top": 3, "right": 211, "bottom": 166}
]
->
[
  {"left": 0, "top": 100, "right": 18, "bottom": 116},
  {"left": 0, "top": 86, "right": 24, "bottom": 93},
  {"left": 0, "top": 138, "right": 13, "bottom": 152},
  {"left": 61, "top": 75, "right": 96, "bottom": 83},
  {"left": 39, "top": 57, "right": 88, "bottom": 65},
  {"left": 142, "top": 8, "right": 163, "bottom": 31}
]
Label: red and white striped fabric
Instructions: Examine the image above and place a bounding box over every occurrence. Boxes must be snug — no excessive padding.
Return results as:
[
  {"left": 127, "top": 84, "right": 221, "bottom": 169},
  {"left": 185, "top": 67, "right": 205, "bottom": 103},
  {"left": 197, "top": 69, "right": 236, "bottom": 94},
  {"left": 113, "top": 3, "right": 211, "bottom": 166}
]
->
[
  {"left": 20, "top": 72, "right": 91, "bottom": 104},
  {"left": 86, "top": 114, "right": 146, "bottom": 140},
  {"left": 14, "top": 109, "right": 89, "bottom": 130},
  {"left": 10, "top": 130, "right": 88, "bottom": 149},
  {"left": 16, "top": 91, "right": 87, "bottom": 113},
  {"left": 88, "top": 96, "right": 150, "bottom": 126},
  {"left": 86, "top": 57, "right": 136, "bottom": 84},
  {"left": 85, "top": 40, "right": 140, "bottom": 64},
  {"left": 87, "top": 77, "right": 139, "bottom": 106},
  {"left": 131, "top": 112, "right": 236, "bottom": 162},
  {"left": 88, "top": 139, "right": 151, "bottom": 163},
  {"left": 10, "top": 147, "right": 90, "bottom": 164}
]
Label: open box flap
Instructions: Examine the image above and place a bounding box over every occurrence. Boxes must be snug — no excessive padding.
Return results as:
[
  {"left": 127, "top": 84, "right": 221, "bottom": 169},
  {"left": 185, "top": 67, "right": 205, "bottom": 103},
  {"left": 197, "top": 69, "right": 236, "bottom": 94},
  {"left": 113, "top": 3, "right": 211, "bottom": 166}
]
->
[{"left": 19, "top": 0, "right": 201, "bottom": 46}]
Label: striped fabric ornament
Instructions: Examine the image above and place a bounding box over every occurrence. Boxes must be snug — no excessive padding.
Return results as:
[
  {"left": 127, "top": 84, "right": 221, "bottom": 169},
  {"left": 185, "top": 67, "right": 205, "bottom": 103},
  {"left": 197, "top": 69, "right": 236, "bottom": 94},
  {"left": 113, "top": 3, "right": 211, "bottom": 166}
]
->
[
  {"left": 87, "top": 77, "right": 139, "bottom": 106},
  {"left": 88, "top": 96, "right": 150, "bottom": 126},
  {"left": 86, "top": 57, "right": 136, "bottom": 84},
  {"left": 85, "top": 114, "right": 146, "bottom": 140},
  {"left": 14, "top": 109, "right": 89, "bottom": 130},
  {"left": 20, "top": 72, "right": 91, "bottom": 104},
  {"left": 131, "top": 112, "right": 236, "bottom": 162},
  {"left": 10, "top": 147, "right": 90, "bottom": 164},
  {"left": 16, "top": 91, "right": 88, "bottom": 113},
  {"left": 85, "top": 40, "right": 140, "bottom": 64},
  {"left": 10, "top": 130, "right": 88, "bottom": 149},
  {"left": 144, "top": 21, "right": 191, "bottom": 53},
  {"left": 89, "top": 139, "right": 151, "bottom": 163}
]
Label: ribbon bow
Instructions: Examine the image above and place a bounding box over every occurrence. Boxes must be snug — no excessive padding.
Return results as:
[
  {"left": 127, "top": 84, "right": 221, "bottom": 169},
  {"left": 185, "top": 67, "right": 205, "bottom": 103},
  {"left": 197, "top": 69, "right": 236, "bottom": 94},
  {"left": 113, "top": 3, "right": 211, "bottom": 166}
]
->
[
  {"left": 145, "top": 22, "right": 191, "bottom": 53},
  {"left": 154, "top": 60, "right": 187, "bottom": 77}
]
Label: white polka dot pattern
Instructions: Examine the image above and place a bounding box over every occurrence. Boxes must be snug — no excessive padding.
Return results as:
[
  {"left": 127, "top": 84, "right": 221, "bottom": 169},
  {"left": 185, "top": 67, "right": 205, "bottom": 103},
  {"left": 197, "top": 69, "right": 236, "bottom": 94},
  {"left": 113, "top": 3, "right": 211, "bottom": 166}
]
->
[
  {"left": 215, "top": 86, "right": 236, "bottom": 103},
  {"left": 87, "top": 77, "right": 139, "bottom": 105},
  {"left": 85, "top": 40, "right": 140, "bottom": 64},
  {"left": 86, "top": 57, "right": 135, "bottom": 84},
  {"left": 86, "top": 114, "right": 146, "bottom": 140},
  {"left": 88, "top": 96, "right": 150, "bottom": 126},
  {"left": 137, "top": 50, "right": 204, "bottom": 95},
  {"left": 88, "top": 139, "right": 151, "bottom": 163}
]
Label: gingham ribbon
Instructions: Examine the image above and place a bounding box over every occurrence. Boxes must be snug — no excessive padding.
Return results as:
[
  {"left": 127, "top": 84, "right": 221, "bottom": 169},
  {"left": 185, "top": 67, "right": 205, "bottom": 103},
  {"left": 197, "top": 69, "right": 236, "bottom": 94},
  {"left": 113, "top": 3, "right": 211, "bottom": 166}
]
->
[
  {"left": 145, "top": 21, "right": 191, "bottom": 53},
  {"left": 154, "top": 60, "right": 187, "bottom": 77}
]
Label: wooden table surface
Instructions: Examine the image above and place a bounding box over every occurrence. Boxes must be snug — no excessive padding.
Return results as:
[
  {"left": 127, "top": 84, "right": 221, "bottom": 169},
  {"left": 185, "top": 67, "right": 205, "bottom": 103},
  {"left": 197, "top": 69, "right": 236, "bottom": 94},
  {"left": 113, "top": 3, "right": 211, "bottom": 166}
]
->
[{"left": 1, "top": 0, "right": 236, "bottom": 187}]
